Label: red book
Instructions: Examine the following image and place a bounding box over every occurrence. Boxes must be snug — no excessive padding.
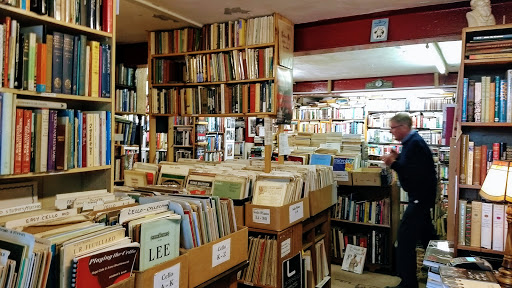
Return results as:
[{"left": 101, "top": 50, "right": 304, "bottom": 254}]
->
[
  {"left": 102, "top": 0, "right": 113, "bottom": 33},
  {"left": 249, "top": 83, "right": 256, "bottom": 113},
  {"left": 481, "top": 145, "right": 488, "bottom": 183},
  {"left": 22, "top": 110, "right": 32, "bottom": 174},
  {"left": 258, "top": 49, "right": 264, "bottom": 78},
  {"left": 13, "top": 109, "right": 24, "bottom": 174},
  {"left": 36, "top": 43, "right": 47, "bottom": 92},
  {"left": 82, "top": 113, "right": 87, "bottom": 168},
  {"left": 493, "top": 143, "right": 500, "bottom": 160}
]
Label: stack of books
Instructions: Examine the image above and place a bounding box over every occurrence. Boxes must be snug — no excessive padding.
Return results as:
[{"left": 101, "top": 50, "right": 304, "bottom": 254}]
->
[{"left": 423, "top": 240, "right": 454, "bottom": 288}]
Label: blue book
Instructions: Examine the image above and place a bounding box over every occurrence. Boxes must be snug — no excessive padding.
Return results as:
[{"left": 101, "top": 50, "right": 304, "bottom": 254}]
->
[
  {"left": 62, "top": 34, "right": 73, "bottom": 95},
  {"left": 500, "top": 80, "right": 508, "bottom": 122},
  {"left": 78, "top": 35, "right": 87, "bottom": 96},
  {"left": 310, "top": 153, "right": 333, "bottom": 166},
  {"left": 51, "top": 32, "right": 63, "bottom": 94},
  {"left": 462, "top": 78, "right": 468, "bottom": 122},
  {"left": 76, "top": 110, "right": 82, "bottom": 168},
  {"left": 129, "top": 118, "right": 136, "bottom": 145},
  {"left": 66, "top": 109, "right": 75, "bottom": 169},
  {"left": 101, "top": 44, "right": 111, "bottom": 98},
  {"left": 0, "top": 93, "right": 13, "bottom": 175},
  {"left": 71, "top": 35, "right": 79, "bottom": 95},
  {"left": 495, "top": 76, "right": 501, "bottom": 122},
  {"left": 106, "top": 111, "right": 111, "bottom": 165}
]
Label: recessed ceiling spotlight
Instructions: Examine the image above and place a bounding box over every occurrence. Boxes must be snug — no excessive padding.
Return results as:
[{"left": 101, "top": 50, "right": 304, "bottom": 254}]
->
[{"left": 224, "top": 7, "right": 250, "bottom": 15}]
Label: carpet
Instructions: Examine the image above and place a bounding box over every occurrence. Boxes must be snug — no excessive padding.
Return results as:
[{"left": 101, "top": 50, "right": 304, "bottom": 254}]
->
[{"left": 331, "top": 264, "right": 401, "bottom": 288}]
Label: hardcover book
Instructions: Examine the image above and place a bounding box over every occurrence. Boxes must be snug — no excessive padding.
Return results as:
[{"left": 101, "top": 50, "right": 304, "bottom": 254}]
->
[
  {"left": 62, "top": 34, "right": 74, "bottom": 95},
  {"left": 422, "top": 240, "right": 454, "bottom": 269},
  {"left": 51, "top": 32, "right": 63, "bottom": 94},
  {"left": 138, "top": 215, "right": 181, "bottom": 271},
  {"left": 341, "top": 244, "right": 366, "bottom": 274}
]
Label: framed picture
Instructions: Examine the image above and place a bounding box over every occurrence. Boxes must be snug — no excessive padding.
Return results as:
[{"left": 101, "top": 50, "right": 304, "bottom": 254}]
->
[
  {"left": 276, "top": 66, "right": 293, "bottom": 124},
  {"left": 278, "top": 18, "right": 294, "bottom": 69},
  {"left": 248, "top": 117, "right": 257, "bottom": 137}
]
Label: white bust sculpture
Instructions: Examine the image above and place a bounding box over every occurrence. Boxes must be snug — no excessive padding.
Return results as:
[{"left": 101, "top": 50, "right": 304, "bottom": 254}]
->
[{"left": 467, "top": 0, "right": 496, "bottom": 27}]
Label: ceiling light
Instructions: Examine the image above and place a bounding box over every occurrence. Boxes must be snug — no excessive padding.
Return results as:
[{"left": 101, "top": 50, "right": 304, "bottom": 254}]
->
[{"left": 427, "top": 42, "right": 448, "bottom": 75}]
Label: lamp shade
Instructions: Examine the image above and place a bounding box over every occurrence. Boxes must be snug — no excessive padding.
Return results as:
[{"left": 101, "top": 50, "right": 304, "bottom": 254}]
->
[{"left": 480, "top": 160, "right": 509, "bottom": 202}]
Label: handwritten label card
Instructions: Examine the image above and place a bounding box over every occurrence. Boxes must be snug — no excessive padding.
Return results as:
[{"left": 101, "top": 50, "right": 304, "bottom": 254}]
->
[
  {"left": 212, "top": 238, "right": 231, "bottom": 267},
  {"left": 281, "top": 238, "right": 291, "bottom": 258},
  {"left": 253, "top": 208, "right": 271, "bottom": 224},
  {"left": 154, "top": 263, "right": 180, "bottom": 288},
  {"left": 289, "top": 202, "right": 304, "bottom": 223},
  {"left": 334, "top": 171, "right": 349, "bottom": 181}
]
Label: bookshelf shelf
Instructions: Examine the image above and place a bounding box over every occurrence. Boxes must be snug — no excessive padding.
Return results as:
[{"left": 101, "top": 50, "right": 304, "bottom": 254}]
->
[
  {"left": 3, "top": 88, "right": 112, "bottom": 102},
  {"left": 149, "top": 113, "right": 177, "bottom": 117},
  {"left": 152, "top": 77, "right": 275, "bottom": 87},
  {"left": 0, "top": 165, "right": 111, "bottom": 179},
  {"left": 150, "top": 42, "right": 275, "bottom": 58},
  {"left": 459, "top": 184, "right": 482, "bottom": 189},
  {"left": 0, "top": 3, "right": 113, "bottom": 39},
  {"left": 463, "top": 58, "right": 512, "bottom": 65},
  {"left": 330, "top": 218, "right": 391, "bottom": 228},
  {"left": 173, "top": 145, "right": 194, "bottom": 148},
  {"left": 457, "top": 245, "right": 505, "bottom": 255},
  {"left": 115, "top": 83, "right": 136, "bottom": 90},
  {"left": 460, "top": 122, "right": 512, "bottom": 127},
  {"left": 115, "top": 111, "right": 146, "bottom": 116},
  {"left": 174, "top": 125, "right": 194, "bottom": 127}
]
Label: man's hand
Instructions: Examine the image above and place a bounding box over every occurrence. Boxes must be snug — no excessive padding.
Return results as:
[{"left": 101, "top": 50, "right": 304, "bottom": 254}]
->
[{"left": 381, "top": 149, "right": 398, "bottom": 167}]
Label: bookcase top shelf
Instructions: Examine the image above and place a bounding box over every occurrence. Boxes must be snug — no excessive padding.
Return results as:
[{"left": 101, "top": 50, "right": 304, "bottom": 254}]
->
[
  {"left": 115, "top": 111, "right": 145, "bottom": 116},
  {"left": 150, "top": 42, "right": 275, "bottom": 58},
  {"left": 463, "top": 58, "right": 512, "bottom": 65},
  {"left": 152, "top": 77, "right": 274, "bottom": 87},
  {"left": 0, "top": 3, "right": 113, "bottom": 39},
  {"left": 461, "top": 122, "right": 512, "bottom": 127},
  {"left": 0, "top": 165, "right": 111, "bottom": 179},
  {"left": 5, "top": 88, "right": 112, "bottom": 102}
]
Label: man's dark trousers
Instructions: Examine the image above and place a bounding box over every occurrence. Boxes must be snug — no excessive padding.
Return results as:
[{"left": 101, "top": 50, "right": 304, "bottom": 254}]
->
[{"left": 396, "top": 201, "right": 437, "bottom": 288}]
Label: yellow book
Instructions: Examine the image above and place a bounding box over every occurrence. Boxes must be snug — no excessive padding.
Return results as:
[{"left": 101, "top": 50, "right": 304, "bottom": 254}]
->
[
  {"left": 90, "top": 41, "right": 100, "bottom": 97},
  {"left": 489, "top": 81, "right": 496, "bottom": 123},
  {"left": 470, "top": 201, "right": 482, "bottom": 247},
  {"left": 459, "top": 134, "right": 468, "bottom": 184}
]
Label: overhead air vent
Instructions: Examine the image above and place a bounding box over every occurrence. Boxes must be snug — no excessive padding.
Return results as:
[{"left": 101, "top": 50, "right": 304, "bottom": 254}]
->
[
  {"left": 224, "top": 7, "right": 250, "bottom": 15},
  {"left": 152, "top": 14, "right": 178, "bottom": 22}
]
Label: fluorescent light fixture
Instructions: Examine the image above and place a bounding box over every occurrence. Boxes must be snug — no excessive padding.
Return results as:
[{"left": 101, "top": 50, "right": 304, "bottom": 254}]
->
[{"left": 427, "top": 42, "right": 448, "bottom": 75}]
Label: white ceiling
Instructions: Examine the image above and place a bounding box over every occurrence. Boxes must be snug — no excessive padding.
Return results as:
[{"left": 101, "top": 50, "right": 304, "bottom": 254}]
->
[{"left": 116, "top": 0, "right": 467, "bottom": 81}]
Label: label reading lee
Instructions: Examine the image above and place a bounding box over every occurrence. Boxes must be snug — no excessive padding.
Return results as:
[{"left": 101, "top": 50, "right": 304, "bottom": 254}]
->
[
  {"left": 289, "top": 202, "right": 304, "bottom": 223},
  {"left": 253, "top": 208, "right": 271, "bottom": 224},
  {"left": 281, "top": 238, "right": 291, "bottom": 258},
  {"left": 154, "top": 263, "right": 180, "bottom": 288},
  {"left": 212, "top": 238, "right": 231, "bottom": 267}
]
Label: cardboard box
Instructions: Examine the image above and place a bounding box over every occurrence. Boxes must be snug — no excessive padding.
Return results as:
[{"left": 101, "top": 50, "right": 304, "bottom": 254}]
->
[
  {"left": 107, "top": 275, "right": 135, "bottom": 288},
  {"left": 245, "top": 197, "right": 310, "bottom": 231},
  {"left": 352, "top": 168, "right": 382, "bottom": 186},
  {"left": 232, "top": 197, "right": 251, "bottom": 227},
  {"left": 309, "top": 184, "right": 336, "bottom": 216},
  {"left": 336, "top": 171, "right": 353, "bottom": 186},
  {"left": 188, "top": 226, "right": 248, "bottom": 287},
  {"left": 133, "top": 253, "right": 188, "bottom": 288}
]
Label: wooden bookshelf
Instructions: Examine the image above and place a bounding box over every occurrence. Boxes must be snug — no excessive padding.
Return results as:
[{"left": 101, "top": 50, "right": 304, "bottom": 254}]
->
[
  {"left": 331, "top": 218, "right": 391, "bottom": 228},
  {"left": 457, "top": 245, "right": 505, "bottom": 255},
  {"left": 0, "top": 0, "right": 116, "bottom": 207},
  {"left": 151, "top": 42, "right": 275, "bottom": 57}
]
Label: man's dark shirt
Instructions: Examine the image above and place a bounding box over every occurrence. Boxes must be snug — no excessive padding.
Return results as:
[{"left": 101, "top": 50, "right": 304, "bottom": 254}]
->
[{"left": 390, "top": 130, "right": 437, "bottom": 207}]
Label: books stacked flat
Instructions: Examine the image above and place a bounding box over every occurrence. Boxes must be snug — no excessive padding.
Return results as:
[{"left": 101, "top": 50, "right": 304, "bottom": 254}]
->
[
  {"left": 423, "top": 240, "right": 454, "bottom": 288},
  {"left": 310, "top": 133, "right": 327, "bottom": 147},
  {"left": 439, "top": 266, "right": 500, "bottom": 288},
  {"left": 295, "top": 133, "right": 312, "bottom": 147}
]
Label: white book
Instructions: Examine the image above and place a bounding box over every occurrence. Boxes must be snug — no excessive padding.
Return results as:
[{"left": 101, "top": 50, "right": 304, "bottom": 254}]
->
[
  {"left": 481, "top": 202, "right": 493, "bottom": 249},
  {"left": 86, "top": 113, "right": 94, "bottom": 167},
  {"left": 492, "top": 204, "right": 505, "bottom": 251},
  {"left": 458, "top": 200, "right": 466, "bottom": 245},
  {"left": 480, "top": 79, "right": 487, "bottom": 122},
  {"left": 8, "top": 20, "right": 16, "bottom": 89},
  {"left": 0, "top": 93, "right": 14, "bottom": 175},
  {"left": 17, "top": 99, "right": 67, "bottom": 109},
  {"left": 466, "top": 142, "right": 474, "bottom": 185},
  {"left": 94, "top": 113, "right": 100, "bottom": 166},
  {"left": 0, "top": 25, "right": 4, "bottom": 88},
  {"left": 28, "top": 32, "right": 36, "bottom": 91},
  {"left": 40, "top": 109, "right": 49, "bottom": 172},
  {"left": 474, "top": 82, "right": 482, "bottom": 122}
]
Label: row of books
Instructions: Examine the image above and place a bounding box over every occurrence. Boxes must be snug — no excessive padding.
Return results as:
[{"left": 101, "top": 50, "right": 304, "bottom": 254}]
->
[
  {"left": 461, "top": 73, "right": 512, "bottom": 123},
  {"left": 331, "top": 121, "right": 365, "bottom": 135},
  {"left": 1, "top": 97, "right": 111, "bottom": 175},
  {"left": 7, "top": 0, "right": 113, "bottom": 33},
  {"left": 294, "top": 106, "right": 365, "bottom": 121},
  {"left": 367, "top": 144, "right": 402, "bottom": 157},
  {"left": 115, "top": 63, "right": 135, "bottom": 87},
  {"left": 466, "top": 35, "right": 512, "bottom": 60},
  {"left": 113, "top": 149, "right": 139, "bottom": 181},
  {"left": 150, "top": 15, "right": 274, "bottom": 54},
  {"left": 458, "top": 135, "right": 496, "bottom": 186},
  {"left": 331, "top": 227, "right": 390, "bottom": 266},
  {"left": 240, "top": 236, "right": 277, "bottom": 286},
  {"left": 331, "top": 196, "right": 391, "bottom": 225},
  {"left": 124, "top": 160, "right": 334, "bottom": 205},
  {"left": 366, "top": 97, "right": 452, "bottom": 112},
  {"left": 0, "top": 20, "right": 111, "bottom": 98},
  {"left": 458, "top": 201, "right": 506, "bottom": 251},
  {"left": 174, "top": 127, "right": 192, "bottom": 146},
  {"left": 114, "top": 88, "right": 138, "bottom": 113},
  {"left": 114, "top": 116, "right": 137, "bottom": 146},
  {"left": 367, "top": 112, "right": 443, "bottom": 129},
  {"left": 205, "top": 133, "right": 222, "bottom": 152},
  {"left": 151, "top": 81, "right": 274, "bottom": 115}
]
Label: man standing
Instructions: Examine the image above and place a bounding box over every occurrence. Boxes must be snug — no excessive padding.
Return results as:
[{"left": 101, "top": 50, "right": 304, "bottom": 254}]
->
[{"left": 381, "top": 113, "right": 438, "bottom": 288}]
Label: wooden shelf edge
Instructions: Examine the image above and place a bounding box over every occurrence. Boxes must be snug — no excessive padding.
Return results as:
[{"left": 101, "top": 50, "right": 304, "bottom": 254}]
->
[
  {"left": 115, "top": 111, "right": 146, "bottom": 115},
  {"left": 331, "top": 218, "right": 391, "bottom": 228},
  {"left": 151, "top": 77, "right": 274, "bottom": 87},
  {"left": 457, "top": 245, "right": 505, "bottom": 255},
  {"left": 150, "top": 42, "right": 276, "bottom": 58},
  {"left": 4, "top": 87, "right": 112, "bottom": 102},
  {"left": 0, "top": 165, "right": 111, "bottom": 179},
  {"left": 461, "top": 122, "right": 512, "bottom": 127},
  {"left": 459, "top": 184, "right": 481, "bottom": 189},
  {"left": 0, "top": 3, "right": 113, "bottom": 38}
]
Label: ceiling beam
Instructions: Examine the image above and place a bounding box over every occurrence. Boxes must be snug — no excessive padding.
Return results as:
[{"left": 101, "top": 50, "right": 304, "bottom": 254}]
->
[{"left": 124, "top": 0, "right": 203, "bottom": 27}]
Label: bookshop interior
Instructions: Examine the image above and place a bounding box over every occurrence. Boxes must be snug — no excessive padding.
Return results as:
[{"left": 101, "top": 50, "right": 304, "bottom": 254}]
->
[{"left": 4, "top": 0, "right": 512, "bottom": 287}]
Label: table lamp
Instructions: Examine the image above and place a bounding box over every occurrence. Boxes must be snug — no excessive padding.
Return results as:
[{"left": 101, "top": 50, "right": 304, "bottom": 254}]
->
[{"left": 480, "top": 161, "right": 512, "bottom": 286}]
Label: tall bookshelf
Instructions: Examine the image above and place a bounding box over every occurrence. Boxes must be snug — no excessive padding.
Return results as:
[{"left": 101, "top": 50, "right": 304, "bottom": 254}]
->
[
  {"left": 0, "top": 0, "right": 116, "bottom": 206},
  {"left": 447, "top": 24, "right": 512, "bottom": 263},
  {"left": 146, "top": 13, "right": 294, "bottom": 164}
]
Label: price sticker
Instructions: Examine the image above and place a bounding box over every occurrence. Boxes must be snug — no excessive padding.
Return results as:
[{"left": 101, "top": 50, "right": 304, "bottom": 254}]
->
[
  {"left": 253, "top": 208, "right": 271, "bottom": 224},
  {"left": 281, "top": 238, "right": 291, "bottom": 258},
  {"left": 153, "top": 263, "right": 180, "bottom": 288},
  {"left": 212, "top": 238, "right": 231, "bottom": 267},
  {"left": 289, "top": 202, "right": 304, "bottom": 223}
]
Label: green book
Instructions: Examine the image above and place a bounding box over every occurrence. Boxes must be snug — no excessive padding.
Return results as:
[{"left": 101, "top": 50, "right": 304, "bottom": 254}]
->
[
  {"left": 139, "top": 215, "right": 181, "bottom": 271},
  {"left": 212, "top": 175, "right": 246, "bottom": 199}
]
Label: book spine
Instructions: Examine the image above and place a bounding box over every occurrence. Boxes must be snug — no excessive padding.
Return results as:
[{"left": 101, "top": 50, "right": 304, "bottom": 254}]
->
[
  {"left": 473, "top": 34, "right": 512, "bottom": 41},
  {"left": 21, "top": 35, "right": 28, "bottom": 90},
  {"left": 27, "top": 32, "right": 36, "bottom": 91},
  {"left": 67, "top": 109, "right": 74, "bottom": 169},
  {"left": 480, "top": 145, "right": 488, "bottom": 183},
  {"left": 467, "top": 80, "right": 475, "bottom": 122},
  {"left": 22, "top": 109, "right": 31, "bottom": 174},
  {"left": 13, "top": 108, "right": 23, "bottom": 174},
  {"left": 62, "top": 34, "right": 73, "bottom": 95},
  {"left": 102, "top": 0, "right": 112, "bottom": 33},
  {"left": 45, "top": 34, "right": 53, "bottom": 93},
  {"left": 79, "top": 35, "right": 87, "bottom": 96},
  {"left": 106, "top": 111, "right": 111, "bottom": 165},
  {"left": 500, "top": 80, "right": 508, "bottom": 122},
  {"left": 30, "top": 111, "right": 35, "bottom": 172},
  {"left": 493, "top": 143, "right": 500, "bottom": 160},
  {"left": 71, "top": 35, "right": 79, "bottom": 95},
  {"left": 474, "top": 81, "right": 481, "bottom": 122},
  {"left": 47, "top": 110, "right": 57, "bottom": 171},
  {"left": 51, "top": 32, "right": 64, "bottom": 94},
  {"left": 508, "top": 70, "right": 512, "bottom": 123},
  {"left": 90, "top": 41, "right": 99, "bottom": 97},
  {"left": 82, "top": 113, "right": 87, "bottom": 167},
  {"left": 55, "top": 115, "right": 66, "bottom": 170},
  {"left": 481, "top": 202, "right": 493, "bottom": 249},
  {"left": 38, "top": 109, "right": 49, "bottom": 172},
  {"left": 493, "top": 204, "right": 505, "bottom": 251},
  {"left": 458, "top": 200, "right": 466, "bottom": 245},
  {"left": 101, "top": 44, "right": 110, "bottom": 98},
  {"left": 466, "top": 142, "right": 474, "bottom": 185},
  {"left": 0, "top": 93, "right": 13, "bottom": 175},
  {"left": 465, "top": 203, "right": 472, "bottom": 246},
  {"left": 470, "top": 201, "right": 482, "bottom": 247},
  {"left": 36, "top": 43, "right": 47, "bottom": 92},
  {"left": 462, "top": 78, "right": 468, "bottom": 122},
  {"left": 14, "top": 32, "right": 22, "bottom": 89}
]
